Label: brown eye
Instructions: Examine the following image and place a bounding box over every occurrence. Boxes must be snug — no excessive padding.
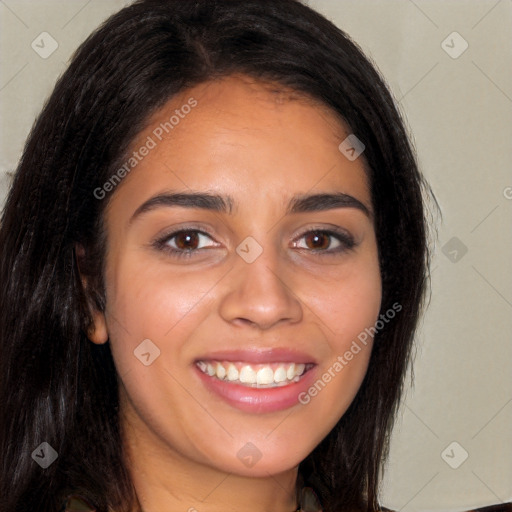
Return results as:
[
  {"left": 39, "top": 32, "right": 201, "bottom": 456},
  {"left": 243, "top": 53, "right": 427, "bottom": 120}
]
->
[
  {"left": 154, "top": 229, "right": 220, "bottom": 259},
  {"left": 303, "top": 231, "right": 330, "bottom": 250},
  {"left": 293, "top": 229, "right": 356, "bottom": 256},
  {"left": 173, "top": 231, "right": 200, "bottom": 251}
]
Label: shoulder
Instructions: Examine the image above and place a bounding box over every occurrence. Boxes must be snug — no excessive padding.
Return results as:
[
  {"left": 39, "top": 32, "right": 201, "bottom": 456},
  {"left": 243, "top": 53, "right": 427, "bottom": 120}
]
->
[
  {"left": 464, "top": 505, "right": 512, "bottom": 512},
  {"left": 61, "top": 492, "right": 512, "bottom": 512},
  {"left": 61, "top": 495, "right": 96, "bottom": 512},
  {"left": 378, "top": 504, "right": 512, "bottom": 512}
]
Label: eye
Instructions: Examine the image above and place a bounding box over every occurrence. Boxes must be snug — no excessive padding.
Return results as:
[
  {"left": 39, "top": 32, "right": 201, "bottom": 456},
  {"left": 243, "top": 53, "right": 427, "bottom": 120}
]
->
[
  {"left": 292, "top": 229, "right": 355, "bottom": 255},
  {"left": 152, "top": 226, "right": 356, "bottom": 260},
  {"left": 154, "top": 228, "right": 219, "bottom": 258}
]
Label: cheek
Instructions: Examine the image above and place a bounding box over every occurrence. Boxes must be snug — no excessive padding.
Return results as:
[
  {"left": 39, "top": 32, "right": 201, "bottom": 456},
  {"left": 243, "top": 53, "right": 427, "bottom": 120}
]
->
[
  {"left": 103, "top": 250, "right": 223, "bottom": 360},
  {"left": 100, "top": 246, "right": 244, "bottom": 448},
  {"left": 295, "top": 246, "right": 381, "bottom": 421},
  {"left": 101, "top": 255, "right": 226, "bottom": 451},
  {"left": 305, "top": 243, "right": 382, "bottom": 347}
]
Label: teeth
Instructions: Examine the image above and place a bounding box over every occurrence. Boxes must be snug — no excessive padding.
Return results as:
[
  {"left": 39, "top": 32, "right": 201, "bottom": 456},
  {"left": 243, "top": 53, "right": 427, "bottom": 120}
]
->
[
  {"left": 274, "top": 366, "right": 287, "bottom": 383},
  {"left": 197, "top": 360, "right": 310, "bottom": 387},
  {"left": 216, "top": 362, "right": 226, "bottom": 379},
  {"left": 257, "top": 366, "right": 274, "bottom": 385},
  {"left": 227, "top": 364, "right": 239, "bottom": 381},
  {"left": 296, "top": 363, "right": 306, "bottom": 376},
  {"left": 239, "top": 365, "right": 257, "bottom": 384}
]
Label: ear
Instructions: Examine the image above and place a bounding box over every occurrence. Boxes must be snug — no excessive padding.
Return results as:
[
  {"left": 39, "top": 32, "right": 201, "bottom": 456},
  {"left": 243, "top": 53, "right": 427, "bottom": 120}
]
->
[
  {"left": 75, "top": 244, "right": 109, "bottom": 345},
  {"left": 87, "top": 310, "right": 109, "bottom": 345}
]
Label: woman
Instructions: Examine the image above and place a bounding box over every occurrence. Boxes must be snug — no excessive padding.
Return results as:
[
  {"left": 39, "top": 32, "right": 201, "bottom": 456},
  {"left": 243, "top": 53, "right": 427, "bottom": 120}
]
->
[{"left": 0, "top": 1, "right": 433, "bottom": 511}]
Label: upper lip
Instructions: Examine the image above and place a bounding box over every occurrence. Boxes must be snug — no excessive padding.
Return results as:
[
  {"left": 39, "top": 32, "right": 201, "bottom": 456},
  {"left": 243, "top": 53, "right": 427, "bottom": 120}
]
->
[{"left": 195, "top": 347, "right": 316, "bottom": 365}]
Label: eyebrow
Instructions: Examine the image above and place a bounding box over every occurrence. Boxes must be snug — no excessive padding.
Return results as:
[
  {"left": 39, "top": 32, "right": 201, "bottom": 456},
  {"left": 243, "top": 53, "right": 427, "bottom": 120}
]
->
[{"left": 129, "top": 190, "right": 371, "bottom": 224}]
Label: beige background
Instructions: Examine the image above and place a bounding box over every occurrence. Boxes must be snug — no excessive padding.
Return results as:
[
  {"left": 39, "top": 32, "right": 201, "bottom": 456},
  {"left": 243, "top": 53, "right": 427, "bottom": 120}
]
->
[{"left": 1, "top": 1, "right": 511, "bottom": 510}]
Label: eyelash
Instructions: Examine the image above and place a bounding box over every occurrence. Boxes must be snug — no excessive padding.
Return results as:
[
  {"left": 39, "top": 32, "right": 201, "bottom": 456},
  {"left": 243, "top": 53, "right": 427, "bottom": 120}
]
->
[{"left": 152, "top": 225, "right": 356, "bottom": 259}]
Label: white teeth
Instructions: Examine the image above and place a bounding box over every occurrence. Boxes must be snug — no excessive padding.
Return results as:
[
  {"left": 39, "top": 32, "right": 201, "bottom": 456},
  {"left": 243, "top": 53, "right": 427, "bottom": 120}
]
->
[
  {"left": 274, "top": 366, "right": 287, "bottom": 383},
  {"left": 227, "top": 364, "right": 239, "bottom": 381},
  {"left": 257, "top": 366, "right": 274, "bottom": 385},
  {"left": 216, "top": 362, "right": 226, "bottom": 379},
  {"left": 197, "top": 360, "right": 310, "bottom": 387},
  {"left": 239, "top": 365, "right": 257, "bottom": 384},
  {"left": 295, "top": 363, "right": 306, "bottom": 376}
]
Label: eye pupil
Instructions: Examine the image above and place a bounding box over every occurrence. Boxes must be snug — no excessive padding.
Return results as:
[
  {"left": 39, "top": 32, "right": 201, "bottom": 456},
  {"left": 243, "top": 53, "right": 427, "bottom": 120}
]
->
[
  {"left": 305, "top": 232, "right": 329, "bottom": 250},
  {"left": 175, "top": 231, "right": 199, "bottom": 250}
]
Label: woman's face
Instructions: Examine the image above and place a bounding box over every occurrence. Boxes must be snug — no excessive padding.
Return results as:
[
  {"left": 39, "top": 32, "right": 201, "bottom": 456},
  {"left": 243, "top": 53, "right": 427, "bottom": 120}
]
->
[{"left": 90, "top": 74, "right": 381, "bottom": 477}]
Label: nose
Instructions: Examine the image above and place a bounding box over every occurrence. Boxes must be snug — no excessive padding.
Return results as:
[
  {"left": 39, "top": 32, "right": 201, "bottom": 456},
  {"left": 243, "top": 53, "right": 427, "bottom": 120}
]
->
[{"left": 218, "top": 245, "right": 303, "bottom": 330}]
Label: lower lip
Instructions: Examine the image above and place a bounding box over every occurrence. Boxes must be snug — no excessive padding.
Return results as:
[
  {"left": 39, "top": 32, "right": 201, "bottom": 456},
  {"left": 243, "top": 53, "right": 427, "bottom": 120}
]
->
[{"left": 195, "top": 365, "right": 317, "bottom": 413}]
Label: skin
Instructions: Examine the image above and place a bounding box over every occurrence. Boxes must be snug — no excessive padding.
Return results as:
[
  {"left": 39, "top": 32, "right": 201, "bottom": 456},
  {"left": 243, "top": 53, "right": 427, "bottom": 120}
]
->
[{"left": 86, "top": 74, "right": 382, "bottom": 512}]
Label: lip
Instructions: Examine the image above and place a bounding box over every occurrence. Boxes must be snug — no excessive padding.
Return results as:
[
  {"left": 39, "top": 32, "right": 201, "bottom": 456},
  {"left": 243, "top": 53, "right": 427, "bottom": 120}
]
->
[
  {"left": 195, "top": 347, "right": 316, "bottom": 365},
  {"left": 194, "top": 355, "right": 317, "bottom": 414}
]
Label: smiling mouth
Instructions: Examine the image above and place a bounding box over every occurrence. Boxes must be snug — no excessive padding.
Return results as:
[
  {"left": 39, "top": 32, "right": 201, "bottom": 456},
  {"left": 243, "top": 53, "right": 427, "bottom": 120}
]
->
[{"left": 196, "top": 360, "right": 315, "bottom": 388}]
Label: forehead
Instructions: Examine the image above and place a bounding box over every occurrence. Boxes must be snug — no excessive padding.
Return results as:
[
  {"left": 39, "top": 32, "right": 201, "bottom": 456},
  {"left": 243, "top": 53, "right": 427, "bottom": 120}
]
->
[{"left": 106, "top": 74, "right": 370, "bottom": 218}]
